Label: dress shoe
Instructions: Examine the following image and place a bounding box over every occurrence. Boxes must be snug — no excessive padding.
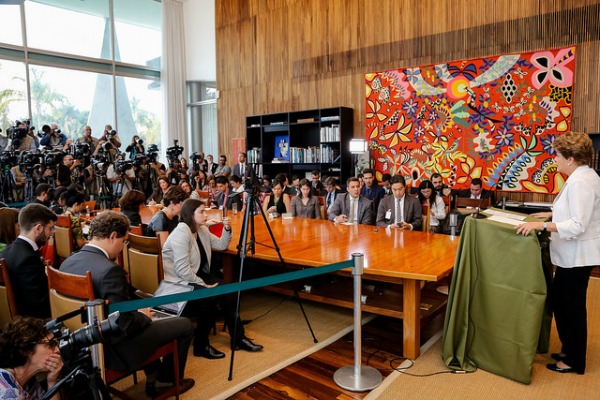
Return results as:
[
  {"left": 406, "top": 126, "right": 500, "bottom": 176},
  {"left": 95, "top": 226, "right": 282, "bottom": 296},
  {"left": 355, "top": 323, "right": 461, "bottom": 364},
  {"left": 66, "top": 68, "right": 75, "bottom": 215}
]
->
[
  {"left": 551, "top": 352, "right": 567, "bottom": 361},
  {"left": 146, "top": 378, "right": 195, "bottom": 398},
  {"left": 235, "top": 337, "right": 263, "bottom": 352},
  {"left": 194, "top": 345, "right": 226, "bottom": 359},
  {"left": 546, "top": 363, "right": 584, "bottom": 375}
]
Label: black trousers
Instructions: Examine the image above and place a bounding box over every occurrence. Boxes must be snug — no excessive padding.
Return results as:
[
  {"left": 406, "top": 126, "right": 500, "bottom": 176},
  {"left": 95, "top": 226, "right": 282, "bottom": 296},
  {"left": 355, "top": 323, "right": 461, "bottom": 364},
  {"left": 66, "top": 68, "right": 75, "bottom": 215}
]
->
[
  {"left": 186, "top": 276, "right": 245, "bottom": 349},
  {"left": 551, "top": 265, "right": 594, "bottom": 373}
]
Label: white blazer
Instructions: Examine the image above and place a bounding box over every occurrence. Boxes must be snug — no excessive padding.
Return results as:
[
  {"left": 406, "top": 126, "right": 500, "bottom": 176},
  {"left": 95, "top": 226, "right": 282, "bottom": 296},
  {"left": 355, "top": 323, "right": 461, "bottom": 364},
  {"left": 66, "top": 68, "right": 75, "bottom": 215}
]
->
[
  {"left": 162, "top": 222, "right": 232, "bottom": 285},
  {"left": 551, "top": 165, "right": 600, "bottom": 268}
]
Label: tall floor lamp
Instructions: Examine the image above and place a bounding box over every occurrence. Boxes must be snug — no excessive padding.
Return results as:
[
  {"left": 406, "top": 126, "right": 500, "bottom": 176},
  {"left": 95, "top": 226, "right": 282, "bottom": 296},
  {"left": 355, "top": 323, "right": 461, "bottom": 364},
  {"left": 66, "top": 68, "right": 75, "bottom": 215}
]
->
[{"left": 349, "top": 138, "right": 368, "bottom": 177}]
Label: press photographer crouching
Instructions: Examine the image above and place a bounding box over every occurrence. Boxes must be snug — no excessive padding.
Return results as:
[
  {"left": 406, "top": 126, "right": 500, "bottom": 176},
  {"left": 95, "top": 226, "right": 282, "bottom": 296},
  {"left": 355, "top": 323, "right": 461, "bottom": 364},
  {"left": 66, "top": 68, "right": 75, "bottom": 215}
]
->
[
  {"left": 59, "top": 211, "right": 195, "bottom": 397},
  {"left": 0, "top": 317, "right": 63, "bottom": 400}
]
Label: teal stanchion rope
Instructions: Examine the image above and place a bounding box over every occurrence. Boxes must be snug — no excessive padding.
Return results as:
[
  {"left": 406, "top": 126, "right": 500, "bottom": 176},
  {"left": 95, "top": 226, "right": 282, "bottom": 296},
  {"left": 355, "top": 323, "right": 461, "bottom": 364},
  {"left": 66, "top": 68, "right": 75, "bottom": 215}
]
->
[{"left": 109, "top": 259, "right": 353, "bottom": 314}]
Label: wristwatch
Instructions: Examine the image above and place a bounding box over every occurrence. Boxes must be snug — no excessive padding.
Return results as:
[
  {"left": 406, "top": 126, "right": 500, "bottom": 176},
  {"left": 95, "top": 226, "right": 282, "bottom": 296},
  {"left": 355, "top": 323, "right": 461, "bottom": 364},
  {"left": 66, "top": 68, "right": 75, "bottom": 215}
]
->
[{"left": 542, "top": 222, "right": 548, "bottom": 232}]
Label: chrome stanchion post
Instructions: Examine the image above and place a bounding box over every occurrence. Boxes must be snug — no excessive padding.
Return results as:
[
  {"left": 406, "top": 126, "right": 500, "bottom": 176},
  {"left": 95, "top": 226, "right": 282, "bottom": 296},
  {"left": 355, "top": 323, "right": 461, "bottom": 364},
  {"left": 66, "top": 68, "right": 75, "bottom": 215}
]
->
[
  {"left": 334, "top": 253, "right": 382, "bottom": 391},
  {"left": 86, "top": 299, "right": 106, "bottom": 379}
]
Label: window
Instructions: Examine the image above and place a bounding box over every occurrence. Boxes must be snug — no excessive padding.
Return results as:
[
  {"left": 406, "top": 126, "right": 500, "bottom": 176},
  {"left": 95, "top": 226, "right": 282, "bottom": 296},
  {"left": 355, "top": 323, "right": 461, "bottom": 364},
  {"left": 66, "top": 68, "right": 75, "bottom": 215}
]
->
[
  {"left": 121, "top": 76, "right": 162, "bottom": 147},
  {"left": 0, "top": 4, "right": 23, "bottom": 46},
  {"left": 113, "top": 0, "right": 162, "bottom": 66},
  {"left": 0, "top": 59, "right": 28, "bottom": 131},
  {"left": 187, "top": 81, "right": 218, "bottom": 157}
]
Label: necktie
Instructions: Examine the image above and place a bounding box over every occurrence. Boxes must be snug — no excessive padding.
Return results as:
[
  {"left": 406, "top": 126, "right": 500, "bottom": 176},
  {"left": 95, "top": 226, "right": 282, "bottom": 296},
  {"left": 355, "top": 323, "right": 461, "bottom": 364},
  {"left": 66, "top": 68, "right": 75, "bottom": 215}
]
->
[
  {"left": 395, "top": 198, "right": 403, "bottom": 224},
  {"left": 349, "top": 198, "right": 356, "bottom": 223},
  {"left": 327, "top": 193, "right": 332, "bottom": 207}
]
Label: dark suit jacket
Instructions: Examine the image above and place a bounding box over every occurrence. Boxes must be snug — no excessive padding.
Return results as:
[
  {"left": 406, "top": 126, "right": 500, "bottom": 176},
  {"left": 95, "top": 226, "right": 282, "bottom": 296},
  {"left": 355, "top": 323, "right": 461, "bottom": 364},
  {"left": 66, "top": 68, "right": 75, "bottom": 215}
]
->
[
  {"left": 361, "top": 185, "right": 385, "bottom": 210},
  {"left": 232, "top": 163, "right": 248, "bottom": 178},
  {"left": 216, "top": 189, "right": 243, "bottom": 211},
  {"left": 376, "top": 194, "right": 423, "bottom": 230},
  {"left": 328, "top": 193, "right": 373, "bottom": 225},
  {"left": 3, "top": 238, "right": 51, "bottom": 318},
  {"left": 457, "top": 188, "right": 493, "bottom": 202}
]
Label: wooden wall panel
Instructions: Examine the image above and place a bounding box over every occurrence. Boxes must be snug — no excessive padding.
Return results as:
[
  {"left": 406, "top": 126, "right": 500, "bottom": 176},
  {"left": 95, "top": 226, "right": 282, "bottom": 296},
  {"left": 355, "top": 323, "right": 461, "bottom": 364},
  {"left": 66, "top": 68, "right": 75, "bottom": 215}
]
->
[{"left": 216, "top": 0, "right": 600, "bottom": 169}]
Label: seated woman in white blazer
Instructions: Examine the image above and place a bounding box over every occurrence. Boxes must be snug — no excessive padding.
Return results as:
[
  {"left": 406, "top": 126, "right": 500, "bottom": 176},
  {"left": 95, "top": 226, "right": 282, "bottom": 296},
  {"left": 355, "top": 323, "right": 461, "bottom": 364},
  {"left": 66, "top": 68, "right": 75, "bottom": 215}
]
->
[{"left": 162, "top": 198, "right": 263, "bottom": 359}]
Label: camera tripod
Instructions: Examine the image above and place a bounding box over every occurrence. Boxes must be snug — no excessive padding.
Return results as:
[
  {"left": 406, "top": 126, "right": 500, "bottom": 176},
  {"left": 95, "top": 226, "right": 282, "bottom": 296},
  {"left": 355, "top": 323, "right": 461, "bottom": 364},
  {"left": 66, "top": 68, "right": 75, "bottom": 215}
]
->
[
  {"left": 228, "top": 171, "right": 317, "bottom": 381},
  {"left": 0, "top": 164, "right": 17, "bottom": 204},
  {"left": 95, "top": 174, "right": 112, "bottom": 210}
]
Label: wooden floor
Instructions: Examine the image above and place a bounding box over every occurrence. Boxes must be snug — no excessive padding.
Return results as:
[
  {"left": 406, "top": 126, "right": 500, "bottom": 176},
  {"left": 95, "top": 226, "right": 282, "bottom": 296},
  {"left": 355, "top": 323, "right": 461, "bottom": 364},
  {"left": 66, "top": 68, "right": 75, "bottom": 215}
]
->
[{"left": 229, "top": 292, "right": 446, "bottom": 400}]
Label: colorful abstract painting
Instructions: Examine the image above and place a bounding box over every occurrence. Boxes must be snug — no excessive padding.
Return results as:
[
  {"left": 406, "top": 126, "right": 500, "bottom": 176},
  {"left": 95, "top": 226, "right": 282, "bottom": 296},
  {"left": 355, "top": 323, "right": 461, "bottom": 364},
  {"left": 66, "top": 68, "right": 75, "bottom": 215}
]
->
[{"left": 365, "top": 47, "right": 575, "bottom": 194}]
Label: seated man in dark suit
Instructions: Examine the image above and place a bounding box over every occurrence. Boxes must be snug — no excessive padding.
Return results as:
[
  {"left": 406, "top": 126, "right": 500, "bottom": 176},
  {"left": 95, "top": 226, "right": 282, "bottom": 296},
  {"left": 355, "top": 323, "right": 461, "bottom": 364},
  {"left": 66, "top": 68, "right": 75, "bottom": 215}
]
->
[
  {"left": 3, "top": 203, "right": 57, "bottom": 318},
  {"left": 215, "top": 176, "right": 243, "bottom": 211},
  {"left": 376, "top": 175, "right": 422, "bottom": 230},
  {"left": 32, "top": 183, "right": 51, "bottom": 206},
  {"left": 360, "top": 169, "right": 385, "bottom": 210},
  {"left": 457, "top": 177, "right": 493, "bottom": 201},
  {"left": 328, "top": 177, "right": 373, "bottom": 225},
  {"left": 60, "top": 211, "right": 195, "bottom": 396}
]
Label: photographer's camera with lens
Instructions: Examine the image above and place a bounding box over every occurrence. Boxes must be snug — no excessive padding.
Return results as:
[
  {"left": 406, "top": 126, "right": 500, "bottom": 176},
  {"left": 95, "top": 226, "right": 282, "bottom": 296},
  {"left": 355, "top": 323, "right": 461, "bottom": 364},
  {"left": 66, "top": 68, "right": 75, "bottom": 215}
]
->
[
  {"left": 166, "top": 140, "right": 184, "bottom": 167},
  {"left": 5, "top": 119, "right": 34, "bottom": 148},
  {"left": 0, "top": 150, "right": 19, "bottom": 167},
  {"left": 115, "top": 159, "right": 133, "bottom": 174},
  {"left": 20, "top": 151, "right": 43, "bottom": 173}
]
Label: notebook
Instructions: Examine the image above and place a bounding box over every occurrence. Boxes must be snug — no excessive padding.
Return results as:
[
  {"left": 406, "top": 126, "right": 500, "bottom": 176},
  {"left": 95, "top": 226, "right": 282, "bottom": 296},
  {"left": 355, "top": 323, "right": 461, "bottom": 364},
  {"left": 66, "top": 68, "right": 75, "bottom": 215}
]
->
[{"left": 151, "top": 280, "right": 194, "bottom": 320}]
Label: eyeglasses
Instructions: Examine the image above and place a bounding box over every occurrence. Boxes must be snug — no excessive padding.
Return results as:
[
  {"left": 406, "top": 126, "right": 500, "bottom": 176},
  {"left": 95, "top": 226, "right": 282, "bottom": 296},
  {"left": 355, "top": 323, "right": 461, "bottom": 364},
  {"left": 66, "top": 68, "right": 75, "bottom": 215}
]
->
[{"left": 34, "top": 338, "right": 59, "bottom": 348}]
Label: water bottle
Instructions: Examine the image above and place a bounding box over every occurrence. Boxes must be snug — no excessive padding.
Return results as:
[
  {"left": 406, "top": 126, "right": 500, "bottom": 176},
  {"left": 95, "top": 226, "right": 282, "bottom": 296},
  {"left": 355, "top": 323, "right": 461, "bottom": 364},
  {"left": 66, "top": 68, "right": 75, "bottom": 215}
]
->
[{"left": 86, "top": 205, "right": 90, "bottom": 218}]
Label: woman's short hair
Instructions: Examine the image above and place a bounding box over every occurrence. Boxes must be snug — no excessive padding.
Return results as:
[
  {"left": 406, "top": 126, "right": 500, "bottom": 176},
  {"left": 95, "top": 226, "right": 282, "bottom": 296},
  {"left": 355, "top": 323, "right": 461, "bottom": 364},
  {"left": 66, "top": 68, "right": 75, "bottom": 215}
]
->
[
  {"left": 553, "top": 131, "right": 594, "bottom": 166},
  {"left": 180, "top": 198, "right": 203, "bottom": 234},
  {"left": 0, "top": 207, "right": 20, "bottom": 245},
  {"left": 0, "top": 317, "right": 50, "bottom": 369},
  {"left": 162, "top": 186, "right": 189, "bottom": 207},
  {"left": 272, "top": 179, "right": 285, "bottom": 189},
  {"left": 298, "top": 178, "right": 312, "bottom": 197},
  {"left": 157, "top": 175, "right": 169, "bottom": 186},
  {"left": 118, "top": 190, "right": 146, "bottom": 211}
]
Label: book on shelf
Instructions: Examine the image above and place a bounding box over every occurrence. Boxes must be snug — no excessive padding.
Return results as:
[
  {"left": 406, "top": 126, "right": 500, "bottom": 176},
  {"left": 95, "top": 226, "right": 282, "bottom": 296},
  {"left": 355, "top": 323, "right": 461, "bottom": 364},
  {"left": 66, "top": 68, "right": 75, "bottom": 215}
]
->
[
  {"left": 297, "top": 117, "right": 315, "bottom": 123},
  {"left": 320, "top": 124, "right": 340, "bottom": 141},
  {"left": 272, "top": 158, "right": 289, "bottom": 163},
  {"left": 270, "top": 121, "right": 286, "bottom": 125},
  {"left": 321, "top": 116, "right": 340, "bottom": 121},
  {"left": 249, "top": 124, "right": 260, "bottom": 127}
]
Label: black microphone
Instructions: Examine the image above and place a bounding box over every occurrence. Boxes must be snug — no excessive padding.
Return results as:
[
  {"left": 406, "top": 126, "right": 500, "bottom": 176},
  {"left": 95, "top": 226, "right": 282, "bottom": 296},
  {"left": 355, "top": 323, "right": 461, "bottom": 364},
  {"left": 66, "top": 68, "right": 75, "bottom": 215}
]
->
[{"left": 472, "top": 196, "right": 487, "bottom": 219}]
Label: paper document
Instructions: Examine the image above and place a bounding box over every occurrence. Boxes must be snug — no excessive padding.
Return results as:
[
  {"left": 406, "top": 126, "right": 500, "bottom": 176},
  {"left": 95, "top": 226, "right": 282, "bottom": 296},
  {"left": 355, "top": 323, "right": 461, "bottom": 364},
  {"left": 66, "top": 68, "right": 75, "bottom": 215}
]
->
[
  {"left": 487, "top": 215, "right": 524, "bottom": 226},
  {"left": 523, "top": 201, "right": 553, "bottom": 208},
  {"left": 483, "top": 209, "right": 527, "bottom": 221}
]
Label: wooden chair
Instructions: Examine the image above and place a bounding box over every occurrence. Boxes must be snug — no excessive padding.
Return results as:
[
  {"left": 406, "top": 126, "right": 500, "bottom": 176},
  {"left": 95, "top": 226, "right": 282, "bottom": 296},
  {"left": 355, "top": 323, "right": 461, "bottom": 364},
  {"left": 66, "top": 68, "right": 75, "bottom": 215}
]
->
[
  {"left": 126, "top": 233, "right": 164, "bottom": 296},
  {"left": 130, "top": 224, "right": 143, "bottom": 236},
  {"left": 83, "top": 200, "right": 97, "bottom": 211},
  {"left": 156, "top": 231, "right": 169, "bottom": 249},
  {"left": 47, "top": 264, "right": 95, "bottom": 331},
  {"left": 46, "top": 266, "right": 180, "bottom": 400},
  {"left": 421, "top": 201, "right": 431, "bottom": 233},
  {"left": 317, "top": 195, "right": 326, "bottom": 219},
  {"left": 54, "top": 214, "right": 74, "bottom": 266},
  {"left": 139, "top": 206, "right": 155, "bottom": 225},
  {"left": 0, "top": 259, "right": 18, "bottom": 329}
]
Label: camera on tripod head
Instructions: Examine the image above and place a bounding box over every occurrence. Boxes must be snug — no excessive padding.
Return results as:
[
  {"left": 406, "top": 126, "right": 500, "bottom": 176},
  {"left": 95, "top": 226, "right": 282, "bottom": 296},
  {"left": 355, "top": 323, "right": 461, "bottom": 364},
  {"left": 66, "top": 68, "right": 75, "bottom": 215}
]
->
[
  {"left": 70, "top": 142, "right": 91, "bottom": 166},
  {"left": 166, "top": 140, "right": 184, "bottom": 167},
  {"left": 5, "top": 119, "right": 34, "bottom": 148},
  {"left": 103, "top": 129, "right": 117, "bottom": 141},
  {"left": 20, "top": 151, "right": 43, "bottom": 174},
  {"left": 0, "top": 150, "right": 19, "bottom": 168},
  {"left": 91, "top": 154, "right": 108, "bottom": 175},
  {"left": 44, "top": 312, "right": 121, "bottom": 369},
  {"left": 115, "top": 159, "right": 133, "bottom": 174},
  {"left": 133, "top": 153, "right": 148, "bottom": 168}
]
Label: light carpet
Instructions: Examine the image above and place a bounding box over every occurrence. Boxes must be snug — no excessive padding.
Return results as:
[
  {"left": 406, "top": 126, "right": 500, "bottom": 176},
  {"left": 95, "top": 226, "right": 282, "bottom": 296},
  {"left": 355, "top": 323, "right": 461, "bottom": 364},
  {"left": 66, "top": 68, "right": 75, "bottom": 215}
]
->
[
  {"left": 112, "top": 291, "right": 359, "bottom": 399},
  {"left": 367, "top": 277, "right": 600, "bottom": 400}
]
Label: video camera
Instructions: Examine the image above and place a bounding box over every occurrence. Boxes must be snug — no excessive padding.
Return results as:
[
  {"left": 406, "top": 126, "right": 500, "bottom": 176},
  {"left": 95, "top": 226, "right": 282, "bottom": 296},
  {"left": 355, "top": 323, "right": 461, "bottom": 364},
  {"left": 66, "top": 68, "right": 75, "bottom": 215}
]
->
[
  {"left": 115, "top": 159, "right": 133, "bottom": 174},
  {"left": 44, "top": 312, "right": 121, "bottom": 369},
  {"left": 20, "top": 151, "right": 44, "bottom": 174},
  {"left": 166, "top": 140, "right": 184, "bottom": 167},
  {"left": 5, "top": 119, "right": 35, "bottom": 148},
  {"left": 0, "top": 150, "right": 19, "bottom": 168}
]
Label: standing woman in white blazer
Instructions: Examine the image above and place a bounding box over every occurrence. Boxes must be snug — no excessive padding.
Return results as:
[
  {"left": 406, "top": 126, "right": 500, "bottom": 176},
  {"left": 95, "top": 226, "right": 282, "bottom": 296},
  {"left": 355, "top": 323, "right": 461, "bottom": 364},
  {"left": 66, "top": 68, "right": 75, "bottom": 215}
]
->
[{"left": 516, "top": 131, "right": 600, "bottom": 375}]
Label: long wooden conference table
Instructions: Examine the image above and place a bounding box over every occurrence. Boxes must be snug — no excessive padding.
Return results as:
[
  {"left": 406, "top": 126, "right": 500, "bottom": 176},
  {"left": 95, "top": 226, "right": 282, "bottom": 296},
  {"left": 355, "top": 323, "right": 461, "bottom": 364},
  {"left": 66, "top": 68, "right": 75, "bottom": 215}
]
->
[{"left": 219, "top": 213, "right": 459, "bottom": 359}]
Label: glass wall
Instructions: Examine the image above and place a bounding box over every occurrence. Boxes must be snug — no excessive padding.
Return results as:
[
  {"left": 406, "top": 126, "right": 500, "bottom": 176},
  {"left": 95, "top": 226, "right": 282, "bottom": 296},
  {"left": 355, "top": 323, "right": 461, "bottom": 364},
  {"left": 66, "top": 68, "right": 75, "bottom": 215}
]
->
[
  {"left": 0, "top": 0, "right": 161, "bottom": 150},
  {"left": 187, "top": 81, "right": 218, "bottom": 157}
]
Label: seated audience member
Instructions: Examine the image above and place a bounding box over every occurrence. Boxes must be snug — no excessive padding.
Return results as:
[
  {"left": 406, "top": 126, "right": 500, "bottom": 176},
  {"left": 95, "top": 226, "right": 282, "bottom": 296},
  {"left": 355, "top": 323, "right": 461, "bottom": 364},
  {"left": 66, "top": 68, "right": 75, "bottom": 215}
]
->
[
  {"left": 376, "top": 175, "right": 422, "bottom": 230},
  {"left": 49, "top": 186, "right": 67, "bottom": 215},
  {"left": 60, "top": 211, "right": 195, "bottom": 396},
  {"left": 119, "top": 189, "right": 147, "bottom": 231},
  {"left": 262, "top": 179, "right": 291, "bottom": 217},
  {"left": 63, "top": 188, "right": 88, "bottom": 251},
  {"left": 381, "top": 173, "right": 392, "bottom": 196},
  {"left": 0, "top": 207, "right": 19, "bottom": 255},
  {"left": 291, "top": 178, "right": 320, "bottom": 219},
  {"left": 290, "top": 175, "right": 301, "bottom": 196},
  {"left": 148, "top": 175, "right": 170, "bottom": 205},
  {"left": 162, "top": 199, "right": 263, "bottom": 358},
  {"left": 3, "top": 204, "right": 57, "bottom": 318},
  {"left": 146, "top": 186, "right": 189, "bottom": 237},
  {"left": 0, "top": 317, "right": 63, "bottom": 399},
  {"left": 458, "top": 177, "right": 493, "bottom": 201},
  {"left": 230, "top": 174, "right": 244, "bottom": 194},
  {"left": 310, "top": 170, "right": 324, "bottom": 196},
  {"left": 179, "top": 179, "right": 199, "bottom": 200},
  {"left": 431, "top": 172, "right": 451, "bottom": 197},
  {"left": 275, "top": 172, "right": 293, "bottom": 195},
  {"left": 329, "top": 177, "right": 373, "bottom": 225},
  {"left": 207, "top": 176, "right": 219, "bottom": 203},
  {"left": 324, "top": 177, "right": 341, "bottom": 212},
  {"left": 32, "top": 183, "right": 51, "bottom": 206},
  {"left": 418, "top": 179, "right": 447, "bottom": 233},
  {"left": 192, "top": 170, "right": 209, "bottom": 192},
  {"left": 262, "top": 175, "right": 273, "bottom": 193},
  {"left": 360, "top": 168, "right": 385, "bottom": 210},
  {"left": 214, "top": 155, "right": 231, "bottom": 178},
  {"left": 215, "top": 176, "right": 242, "bottom": 210}
]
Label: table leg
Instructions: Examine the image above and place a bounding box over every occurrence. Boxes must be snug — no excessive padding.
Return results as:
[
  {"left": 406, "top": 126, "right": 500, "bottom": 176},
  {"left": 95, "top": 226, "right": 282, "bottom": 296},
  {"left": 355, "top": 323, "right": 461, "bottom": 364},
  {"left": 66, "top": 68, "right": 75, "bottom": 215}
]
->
[{"left": 403, "top": 278, "right": 421, "bottom": 359}]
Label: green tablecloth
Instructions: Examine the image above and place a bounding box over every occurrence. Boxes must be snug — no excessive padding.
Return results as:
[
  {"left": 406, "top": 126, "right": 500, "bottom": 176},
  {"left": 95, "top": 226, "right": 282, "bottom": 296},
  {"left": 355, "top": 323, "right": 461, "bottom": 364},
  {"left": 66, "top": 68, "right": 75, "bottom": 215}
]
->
[{"left": 442, "top": 211, "right": 551, "bottom": 384}]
